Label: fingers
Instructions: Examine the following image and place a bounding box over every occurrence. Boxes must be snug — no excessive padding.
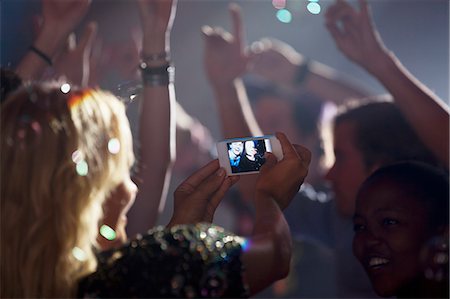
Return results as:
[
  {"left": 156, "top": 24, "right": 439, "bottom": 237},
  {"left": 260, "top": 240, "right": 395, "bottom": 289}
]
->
[
  {"left": 208, "top": 176, "right": 240, "bottom": 213},
  {"left": 229, "top": 3, "right": 245, "bottom": 50},
  {"left": 275, "top": 132, "right": 298, "bottom": 159},
  {"left": 293, "top": 144, "right": 312, "bottom": 168},
  {"left": 259, "top": 152, "right": 277, "bottom": 173},
  {"left": 359, "top": 0, "right": 370, "bottom": 18},
  {"left": 179, "top": 159, "right": 220, "bottom": 188}
]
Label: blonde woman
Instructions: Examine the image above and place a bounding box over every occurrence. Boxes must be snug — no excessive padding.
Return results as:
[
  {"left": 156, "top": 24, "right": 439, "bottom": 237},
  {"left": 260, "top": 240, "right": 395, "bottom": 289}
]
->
[{"left": 1, "top": 82, "right": 310, "bottom": 297}]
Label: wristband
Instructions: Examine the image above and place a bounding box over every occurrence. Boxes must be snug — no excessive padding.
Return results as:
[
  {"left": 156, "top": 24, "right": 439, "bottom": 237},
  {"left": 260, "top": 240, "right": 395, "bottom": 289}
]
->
[
  {"left": 139, "top": 62, "right": 174, "bottom": 86},
  {"left": 29, "top": 45, "right": 53, "bottom": 66},
  {"left": 141, "top": 52, "right": 170, "bottom": 63}
]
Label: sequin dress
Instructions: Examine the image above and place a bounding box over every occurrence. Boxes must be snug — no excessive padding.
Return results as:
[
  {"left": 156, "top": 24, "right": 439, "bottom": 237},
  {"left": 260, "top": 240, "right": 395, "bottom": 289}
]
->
[{"left": 78, "top": 223, "right": 249, "bottom": 298}]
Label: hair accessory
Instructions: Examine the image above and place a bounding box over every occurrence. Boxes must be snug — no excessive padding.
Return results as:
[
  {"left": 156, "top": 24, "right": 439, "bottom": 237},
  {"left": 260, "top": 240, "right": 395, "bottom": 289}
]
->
[
  {"left": 29, "top": 45, "right": 53, "bottom": 66},
  {"left": 139, "top": 62, "right": 175, "bottom": 86}
]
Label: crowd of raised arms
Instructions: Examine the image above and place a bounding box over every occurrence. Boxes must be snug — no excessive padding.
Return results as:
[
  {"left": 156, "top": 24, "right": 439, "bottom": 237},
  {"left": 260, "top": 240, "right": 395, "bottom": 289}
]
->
[{"left": 1, "top": 0, "right": 448, "bottom": 298}]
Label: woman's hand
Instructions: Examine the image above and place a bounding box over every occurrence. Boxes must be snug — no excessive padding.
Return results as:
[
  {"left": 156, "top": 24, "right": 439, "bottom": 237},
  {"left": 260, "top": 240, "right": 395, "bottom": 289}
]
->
[
  {"left": 248, "top": 38, "right": 304, "bottom": 87},
  {"left": 169, "top": 160, "right": 240, "bottom": 227},
  {"left": 325, "top": 0, "right": 389, "bottom": 75},
  {"left": 137, "top": 0, "right": 177, "bottom": 55},
  {"left": 255, "top": 132, "right": 311, "bottom": 210},
  {"left": 41, "top": 0, "right": 91, "bottom": 39},
  {"left": 202, "top": 4, "right": 250, "bottom": 86}
]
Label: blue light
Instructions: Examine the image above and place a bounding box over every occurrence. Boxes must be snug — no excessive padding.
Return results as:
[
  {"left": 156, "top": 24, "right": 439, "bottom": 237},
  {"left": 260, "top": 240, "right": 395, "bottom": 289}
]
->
[
  {"left": 308, "top": 0, "right": 319, "bottom": 2},
  {"left": 307, "top": 2, "right": 321, "bottom": 15},
  {"left": 276, "top": 9, "right": 292, "bottom": 23},
  {"left": 240, "top": 238, "right": 251, "bottom": 252}
]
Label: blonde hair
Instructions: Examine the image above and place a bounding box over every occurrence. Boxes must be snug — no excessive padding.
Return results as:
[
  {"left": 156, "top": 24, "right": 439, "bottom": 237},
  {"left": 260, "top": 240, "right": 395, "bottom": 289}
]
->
[{"left": 1, "top": 83, "right": 133, "bottom": 297}]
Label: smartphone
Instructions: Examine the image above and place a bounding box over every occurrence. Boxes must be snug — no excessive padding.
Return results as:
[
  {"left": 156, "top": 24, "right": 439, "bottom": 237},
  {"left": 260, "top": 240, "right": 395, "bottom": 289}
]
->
[{"left": 216, "top": 135, "right": 283, "bottom": 176}]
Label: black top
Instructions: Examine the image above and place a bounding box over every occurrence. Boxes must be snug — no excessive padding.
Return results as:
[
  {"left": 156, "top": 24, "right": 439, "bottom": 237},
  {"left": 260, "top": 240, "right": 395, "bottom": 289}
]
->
[{"left": 78, "top": 223, "right": 249, "bottom": 298}]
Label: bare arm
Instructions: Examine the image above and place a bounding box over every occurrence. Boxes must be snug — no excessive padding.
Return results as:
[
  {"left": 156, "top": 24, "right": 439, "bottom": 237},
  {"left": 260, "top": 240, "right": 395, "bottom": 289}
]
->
[
  {"left": 325, "top": 0, "right": 449, "bottom": 167},
  {"left": 203, "top": 5, "right": 263, "bottom": 202},
  {"left": 249, "top": 38, "right": 372, "bottom": 105},
  {"left": 126, "top": 0, "right": 177, "bottom": 236},
  {"left": 15, "top": 0, "right": 91, "bottom": 81},
  {"left": 203, "top": 4, "right": 262, "bottom": 139}
]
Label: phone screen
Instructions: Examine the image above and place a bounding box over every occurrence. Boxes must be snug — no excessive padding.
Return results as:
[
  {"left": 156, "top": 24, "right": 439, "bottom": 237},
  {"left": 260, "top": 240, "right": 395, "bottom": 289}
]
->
[{"left": 227, "top": 138, "right": 272, "bottom": 174}]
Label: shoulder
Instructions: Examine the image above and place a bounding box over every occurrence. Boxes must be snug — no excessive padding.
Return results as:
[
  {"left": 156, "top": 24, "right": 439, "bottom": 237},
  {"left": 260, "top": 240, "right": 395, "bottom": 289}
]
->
[{"left": 78, "top": 223, "right": 249, "bottom": 298}]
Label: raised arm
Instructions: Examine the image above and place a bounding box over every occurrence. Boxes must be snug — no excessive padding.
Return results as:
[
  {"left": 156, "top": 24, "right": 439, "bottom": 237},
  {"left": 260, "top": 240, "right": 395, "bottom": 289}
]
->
[
  {"left": 125, "top": 0, "right": 177, "bottom": 236},
  {"left": 325, "top": 0, "right": 449, "bottom": 167},
  {"left": 248, "top": 38, "right": 371, "bottom": 104},
  {"left": 15, "top": 0, "right": 91, "bottom": 81},
  {"left": 203, "top": 4, "right": 263, "bottom": 202},
  {"left": 203, "top": 4, "right": 262, "bottom": 138}
]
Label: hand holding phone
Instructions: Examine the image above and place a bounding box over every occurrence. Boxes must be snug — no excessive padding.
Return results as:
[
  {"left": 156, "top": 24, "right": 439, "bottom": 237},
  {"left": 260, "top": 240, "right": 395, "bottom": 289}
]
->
[
  {"left": 216, "top": 135, "right": 283, "bottom": 176},
  {"left": 255, "top": 132, "right": 311, "bottom": 210}
]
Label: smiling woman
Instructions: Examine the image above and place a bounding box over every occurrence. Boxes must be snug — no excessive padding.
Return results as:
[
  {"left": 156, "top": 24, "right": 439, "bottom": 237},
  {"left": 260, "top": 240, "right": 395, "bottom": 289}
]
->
[{"left": 353, "top": 162, "right": 449, "bottom": 298}]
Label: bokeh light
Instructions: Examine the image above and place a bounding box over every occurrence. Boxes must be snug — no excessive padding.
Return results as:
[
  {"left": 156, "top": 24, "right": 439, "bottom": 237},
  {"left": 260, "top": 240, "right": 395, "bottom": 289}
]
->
[
  {"left": 71, "top": 150, "right": 83, "bottom": 164},
  {"left": 76, "top": 160, "right": 89, "bottom": 176},
  {"left": 100, "top": 224, "right": 117, "bottom": 241},
  {"left": 276, "top": 9, "right": 292, "bottom": 23},
  {"left": 72, "top": 247, "right": 87, "bottom": 261},
  {"left": 272, "top": 0, "right": 286, "bottom": 10},
  {"left": 60, "top": 83, "right": 71, "bottom": 94},
  {"left": 307, "top": 2, "right": 321, "bottom": 15},
  {"left": 108, "top": 138, "right": 121, "bottom": 154}
]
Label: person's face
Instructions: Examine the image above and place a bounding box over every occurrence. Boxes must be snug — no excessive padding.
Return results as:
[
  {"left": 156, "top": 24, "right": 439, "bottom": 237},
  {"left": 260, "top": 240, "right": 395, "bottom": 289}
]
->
[
  {"left": 353, "top": 179, "right": 432, "bottom": 297},
  {"left": 245, "top": 141, "right": 257, "bottom": 157},
  {"left": 230, "top": 142, "right": 244, "bottom": 156},
  {"left": 325, "top": 121, "right": 372, "bottom": 217}
]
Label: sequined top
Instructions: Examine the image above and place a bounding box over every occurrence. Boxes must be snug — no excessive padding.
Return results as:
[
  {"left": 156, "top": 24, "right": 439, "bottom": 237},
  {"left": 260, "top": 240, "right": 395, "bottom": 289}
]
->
[{"left": 78, "top": 223, "right": 249, "bottom": 298}]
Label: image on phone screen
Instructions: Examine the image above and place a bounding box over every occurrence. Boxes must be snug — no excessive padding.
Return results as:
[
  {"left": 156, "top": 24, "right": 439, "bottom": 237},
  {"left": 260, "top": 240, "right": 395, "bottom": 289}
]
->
[{"left": 227, "top": 139, "right": 272, "bottom": 174}]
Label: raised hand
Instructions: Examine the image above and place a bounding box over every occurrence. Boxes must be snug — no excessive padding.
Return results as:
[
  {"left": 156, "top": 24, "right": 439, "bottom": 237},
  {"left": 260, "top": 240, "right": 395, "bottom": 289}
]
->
[
  {"left": 53, "top": 22, "right": 97, "bottom": 87},
  {"left": 202, "top": 3, "right": 250, "bottom": 86},
  {"left": 137, "top": 0, "right": 177, "bottom": 57},
  {"left": 42, "top": 0, "right": 91, "bottom": 38},
  {"left": 248, "top": 38, "right": 305, "bottom": 87},
  {"left": 255, "top": 132, "right": 311, "bottom": 210},
  {"left": 16, "top": 0, "right": 92, "bottom": 81},
  {"left": 169, "top": 160, "right": 240, "bottom": 227},
  {"left": 325, "top": 0, "right": 389, "bottom": 74}
]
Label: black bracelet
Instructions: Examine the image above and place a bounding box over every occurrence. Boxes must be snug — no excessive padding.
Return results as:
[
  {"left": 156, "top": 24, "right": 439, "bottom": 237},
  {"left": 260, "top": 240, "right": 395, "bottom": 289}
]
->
[
  {"left": 294, "top": 59, "right": 310, "bottom": 86},
  {"left": 139, "top": 62, "right": 174, "bottom": 86},
  {"left": 141, "top": 52, "right": 170, "bottom": 63},
  {"left": 29, "top": 45, "right": 53, "bottom": 66}
]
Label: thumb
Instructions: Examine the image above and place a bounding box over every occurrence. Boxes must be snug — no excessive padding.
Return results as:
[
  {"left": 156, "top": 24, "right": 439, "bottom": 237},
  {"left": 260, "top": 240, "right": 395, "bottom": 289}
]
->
[{"left": 260, "top": 152, "right": 277, "bottom": 173}]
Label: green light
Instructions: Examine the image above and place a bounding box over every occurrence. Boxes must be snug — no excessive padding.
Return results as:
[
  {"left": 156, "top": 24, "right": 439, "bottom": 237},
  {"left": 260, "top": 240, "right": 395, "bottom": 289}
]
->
[
  {"left": 100, "top": 224, "right": 117, "bottom": 241},
  {"left": 307, "top": 2, "right": 321, "bottom": 15},
  {"left": 276, "top": 9, "right": 292, "bottom": 23},
  {"left": 72, "top": 247, "right": 87, "bottom": 261},
  {"left": 76, "top": 160, "right": 89, "bottom": 176}
]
